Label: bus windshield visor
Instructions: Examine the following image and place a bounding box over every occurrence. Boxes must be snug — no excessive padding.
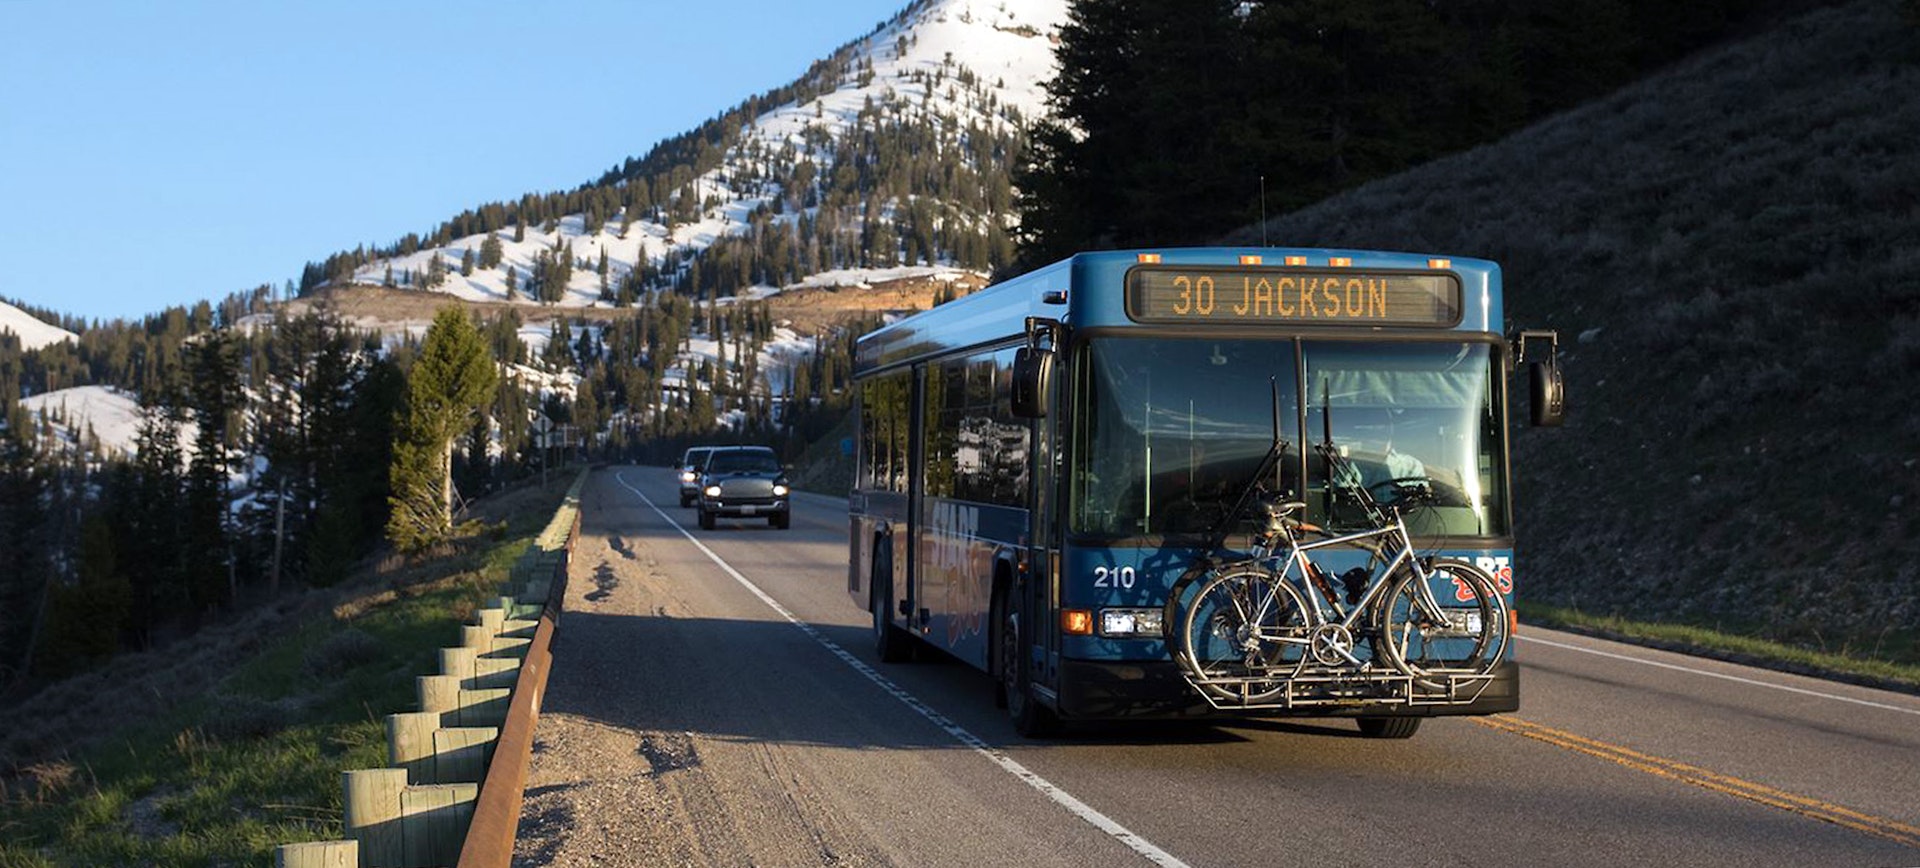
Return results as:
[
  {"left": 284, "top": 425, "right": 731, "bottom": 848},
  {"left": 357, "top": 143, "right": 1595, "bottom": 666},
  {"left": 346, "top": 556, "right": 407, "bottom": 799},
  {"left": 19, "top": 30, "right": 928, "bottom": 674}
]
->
[{"left": 1068, "top": 339, "right": 1508, "bottom": 538}]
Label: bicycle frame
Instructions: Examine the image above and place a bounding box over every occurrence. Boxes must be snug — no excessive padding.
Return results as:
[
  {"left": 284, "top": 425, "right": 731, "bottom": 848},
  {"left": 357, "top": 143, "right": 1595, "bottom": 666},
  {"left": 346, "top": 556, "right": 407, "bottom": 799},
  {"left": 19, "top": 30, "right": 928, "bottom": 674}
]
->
[
  {"left": 1258, "top": 514, "right": 1445, "bottom": 665},
  {"left": 1237, "top": 441, "right": 1453, "bottom": 640}
]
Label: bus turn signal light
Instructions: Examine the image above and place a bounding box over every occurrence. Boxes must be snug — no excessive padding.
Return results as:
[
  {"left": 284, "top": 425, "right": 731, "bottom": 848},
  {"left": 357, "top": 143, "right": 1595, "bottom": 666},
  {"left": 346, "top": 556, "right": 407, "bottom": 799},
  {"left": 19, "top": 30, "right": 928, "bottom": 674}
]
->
[{"left": 1063, "top": 609, "right": 1094, "bottom": 635}]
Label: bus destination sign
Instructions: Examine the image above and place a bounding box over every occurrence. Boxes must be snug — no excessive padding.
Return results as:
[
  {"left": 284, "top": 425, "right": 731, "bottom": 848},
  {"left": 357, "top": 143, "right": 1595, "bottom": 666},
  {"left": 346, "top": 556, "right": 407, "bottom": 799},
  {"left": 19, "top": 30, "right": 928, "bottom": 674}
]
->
[{"left": 1125, "top": 267, "right": 1462, "bottom": 327}]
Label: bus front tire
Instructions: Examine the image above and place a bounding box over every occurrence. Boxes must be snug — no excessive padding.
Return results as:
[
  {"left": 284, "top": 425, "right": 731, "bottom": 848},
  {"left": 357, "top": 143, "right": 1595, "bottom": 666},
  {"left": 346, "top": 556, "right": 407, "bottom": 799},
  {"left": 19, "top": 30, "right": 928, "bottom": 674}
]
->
[
  {"left": 1357, "top": 716, "right": 1421, "bottom": 739},
  {"left": 997, "top": 589, "right": 1060, "bottom": 738}
]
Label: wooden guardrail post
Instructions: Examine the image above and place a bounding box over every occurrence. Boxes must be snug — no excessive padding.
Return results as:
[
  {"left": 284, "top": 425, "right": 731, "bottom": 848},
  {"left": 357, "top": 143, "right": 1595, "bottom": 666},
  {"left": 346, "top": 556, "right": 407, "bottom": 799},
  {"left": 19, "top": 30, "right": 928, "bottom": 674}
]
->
[
  {"left": 460, "top": 623, "right": 493, "bottom": 650},
  {"left": 420, "top": 673, "right": 461, "bottom": 727},
  {"left": 477, "top": 605, "right": 505, "bottom": 637},
  {"left": 432, "top": 726, "right": 500, "bottom": 783},
  {"left": 387, "top": 711, "right": 443, "bottom": 784},
  {"left": 401, "top": 783, "right": 479, "bottom": 866},
  {"left": 455, "top": 688, "right": 511, "bottom": 727},
  {"left": 441, "top": 646, "right": 478, "bottom": 688},
  {"left": 274, "top": 840, "right": 357, "bottom": 867},
  {"left": 343, "top": 767, "right": 408, "bottom": 865}
]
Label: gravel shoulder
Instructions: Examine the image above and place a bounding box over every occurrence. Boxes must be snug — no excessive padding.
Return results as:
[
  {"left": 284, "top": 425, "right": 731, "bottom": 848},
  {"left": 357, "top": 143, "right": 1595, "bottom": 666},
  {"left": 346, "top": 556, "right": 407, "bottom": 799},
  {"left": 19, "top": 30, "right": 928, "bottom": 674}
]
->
[{"left": 512, "top": 469, "right": 895, "bottom": 867}]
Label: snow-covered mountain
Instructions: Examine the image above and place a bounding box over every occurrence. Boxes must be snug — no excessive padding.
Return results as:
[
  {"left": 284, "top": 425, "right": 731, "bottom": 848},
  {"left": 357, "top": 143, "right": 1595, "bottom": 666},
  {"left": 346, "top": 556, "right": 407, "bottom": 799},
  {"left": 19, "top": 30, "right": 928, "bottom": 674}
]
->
[
  {"left": 339, "top": 0, "right": 1068, "bottom": 307},
  {"left": 1, "top": 299, "right": 77, "bottom": 351}
]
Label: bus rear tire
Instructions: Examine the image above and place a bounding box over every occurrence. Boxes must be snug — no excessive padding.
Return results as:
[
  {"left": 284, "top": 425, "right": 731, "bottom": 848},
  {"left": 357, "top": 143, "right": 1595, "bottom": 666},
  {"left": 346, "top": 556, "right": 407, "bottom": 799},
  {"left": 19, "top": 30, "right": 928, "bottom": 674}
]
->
[
  {"left": 873, "top": 541, "right": 912, "bottom": 663},
  {"left": 1357, "top": 716, "right": 1421, "bottom": 739}
]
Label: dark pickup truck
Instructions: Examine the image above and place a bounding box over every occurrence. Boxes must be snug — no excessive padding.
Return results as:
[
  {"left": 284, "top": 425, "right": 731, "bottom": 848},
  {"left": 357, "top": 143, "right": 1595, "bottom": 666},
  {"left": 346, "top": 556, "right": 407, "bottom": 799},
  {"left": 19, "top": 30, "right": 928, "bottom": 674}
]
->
[{"left": 695, "top": 446, "right": 791, "bottom": 530}]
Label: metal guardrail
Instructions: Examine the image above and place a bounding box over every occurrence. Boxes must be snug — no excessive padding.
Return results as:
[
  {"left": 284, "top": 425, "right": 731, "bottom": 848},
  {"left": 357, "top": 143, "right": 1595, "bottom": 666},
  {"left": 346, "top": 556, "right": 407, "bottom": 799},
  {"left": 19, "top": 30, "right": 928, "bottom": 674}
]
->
[{"left": 275, "top": 471, "right": 585, "bottom": 868}]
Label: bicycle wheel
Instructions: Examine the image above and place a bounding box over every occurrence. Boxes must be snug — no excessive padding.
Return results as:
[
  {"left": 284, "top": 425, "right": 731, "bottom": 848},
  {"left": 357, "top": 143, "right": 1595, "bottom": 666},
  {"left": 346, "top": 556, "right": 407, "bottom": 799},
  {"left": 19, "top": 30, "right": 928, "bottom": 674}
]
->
[
  {"left": 1376, "top": 559, "right": 1509, "bottom": 688},
  {"left": 1176, "top": 565, "right": 1312, "bottom": 704}
]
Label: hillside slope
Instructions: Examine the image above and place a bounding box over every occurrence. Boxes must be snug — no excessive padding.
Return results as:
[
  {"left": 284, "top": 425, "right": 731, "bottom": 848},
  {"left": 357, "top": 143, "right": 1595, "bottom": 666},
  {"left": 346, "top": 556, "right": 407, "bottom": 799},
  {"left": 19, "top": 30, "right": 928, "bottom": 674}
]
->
[
  {"left": 1227, "top": 0, "right": 1919, "bottom": 646},
  {"left": 0, "top": 299, "right": 76, "bottom": 351}
]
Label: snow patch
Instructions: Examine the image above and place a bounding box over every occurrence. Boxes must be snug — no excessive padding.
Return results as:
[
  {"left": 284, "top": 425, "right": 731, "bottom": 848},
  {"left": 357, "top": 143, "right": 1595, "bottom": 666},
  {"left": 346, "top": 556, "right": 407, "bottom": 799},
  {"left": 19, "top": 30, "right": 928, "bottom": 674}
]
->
[{"left": 0, "top": 299, "right": 78, "bottom": 351}]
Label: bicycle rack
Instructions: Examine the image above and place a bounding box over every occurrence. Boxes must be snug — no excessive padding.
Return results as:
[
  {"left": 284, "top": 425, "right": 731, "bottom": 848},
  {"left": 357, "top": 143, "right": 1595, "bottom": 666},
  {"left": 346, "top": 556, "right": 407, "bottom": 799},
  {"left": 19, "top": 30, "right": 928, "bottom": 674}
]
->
[{"left": 1180, "top": 666, "right": 1496, "bottom": 712}]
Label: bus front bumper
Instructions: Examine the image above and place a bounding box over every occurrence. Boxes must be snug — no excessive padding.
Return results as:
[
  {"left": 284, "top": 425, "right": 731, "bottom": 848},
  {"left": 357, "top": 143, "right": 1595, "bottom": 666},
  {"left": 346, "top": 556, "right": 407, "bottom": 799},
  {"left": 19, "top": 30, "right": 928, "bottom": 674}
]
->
[{"left": 1053, "top": 659, "right": 1521, "bottom": 721}]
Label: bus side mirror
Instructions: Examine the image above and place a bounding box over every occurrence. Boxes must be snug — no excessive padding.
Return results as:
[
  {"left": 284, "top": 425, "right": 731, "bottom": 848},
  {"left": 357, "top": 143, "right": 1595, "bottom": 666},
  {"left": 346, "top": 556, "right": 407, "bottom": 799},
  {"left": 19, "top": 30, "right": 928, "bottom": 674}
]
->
[
  {"left": 1012, "top": 346, "right": 1053, "bottom": 419},
  {"left": 1529, "top": 356, "right": 1565, "bottom": 427}
]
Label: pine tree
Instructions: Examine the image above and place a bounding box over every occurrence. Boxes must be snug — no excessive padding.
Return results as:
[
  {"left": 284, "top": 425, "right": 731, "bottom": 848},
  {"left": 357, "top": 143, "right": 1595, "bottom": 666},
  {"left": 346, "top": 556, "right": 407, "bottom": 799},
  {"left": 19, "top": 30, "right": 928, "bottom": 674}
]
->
[
  {"left": 128, "top": 401, "right": 188, "bottom": 635},
  {"left": 35, "top": 514, "right": 132, "bottom": 677},
  {"left": 0, "top": 413, "right": 47, "bottom": 681},
  {"left": 479, "top": 233, "right": 504, "bottom": 269},
  {"left": 387, "top": 308, "right": 497, "bottom": 553},
  {"left": 185, "top": 330, "right": 243, "bottom": 612}
]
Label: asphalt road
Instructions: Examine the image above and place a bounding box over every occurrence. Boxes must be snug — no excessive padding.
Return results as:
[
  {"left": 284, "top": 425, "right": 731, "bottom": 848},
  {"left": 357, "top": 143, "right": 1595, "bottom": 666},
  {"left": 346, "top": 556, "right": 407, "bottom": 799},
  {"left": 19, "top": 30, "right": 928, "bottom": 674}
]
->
[{"left": 513, "top": 466, "right": 1920, "bottom": 867}]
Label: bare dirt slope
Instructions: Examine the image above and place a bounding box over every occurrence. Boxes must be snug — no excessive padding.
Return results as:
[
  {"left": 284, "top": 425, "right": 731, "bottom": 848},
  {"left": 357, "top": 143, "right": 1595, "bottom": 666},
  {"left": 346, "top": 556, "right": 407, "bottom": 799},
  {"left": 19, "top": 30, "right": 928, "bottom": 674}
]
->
[{"left": 287, "top": 272, "right": 984, "bottom": 339}]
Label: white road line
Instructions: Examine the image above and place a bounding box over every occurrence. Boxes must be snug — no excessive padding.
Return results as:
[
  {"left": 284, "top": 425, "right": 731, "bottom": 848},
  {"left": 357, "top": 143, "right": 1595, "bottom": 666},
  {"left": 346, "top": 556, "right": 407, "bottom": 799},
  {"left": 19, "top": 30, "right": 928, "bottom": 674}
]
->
[
  {"left": 1520, "top": 634, "right": 1920, "bottom": 717},
  {"left": 614, "top": 472, "right": 1191, "bottom": 868}
]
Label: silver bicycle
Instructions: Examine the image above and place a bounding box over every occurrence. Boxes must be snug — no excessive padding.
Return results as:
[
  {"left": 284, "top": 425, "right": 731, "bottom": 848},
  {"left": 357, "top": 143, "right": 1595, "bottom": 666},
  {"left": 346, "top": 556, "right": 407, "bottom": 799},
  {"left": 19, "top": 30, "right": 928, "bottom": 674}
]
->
[{"left": 1173, "top": 479, "right": 1511, "bottom": 708}]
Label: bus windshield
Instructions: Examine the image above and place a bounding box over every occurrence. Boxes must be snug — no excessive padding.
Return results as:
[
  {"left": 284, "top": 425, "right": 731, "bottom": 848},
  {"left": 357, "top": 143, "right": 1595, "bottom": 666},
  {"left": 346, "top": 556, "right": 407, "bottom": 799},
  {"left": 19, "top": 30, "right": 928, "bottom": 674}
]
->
[{"left": 1069, "top": 338, "right": 1508, "bottom": 538}]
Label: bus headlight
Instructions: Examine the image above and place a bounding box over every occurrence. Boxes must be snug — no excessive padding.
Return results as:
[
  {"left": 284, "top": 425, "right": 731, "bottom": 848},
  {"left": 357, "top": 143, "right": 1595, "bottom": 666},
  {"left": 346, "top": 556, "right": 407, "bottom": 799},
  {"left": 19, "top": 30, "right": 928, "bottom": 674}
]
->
[{"left": 1099, "top": 608, "right": 1164, "bottom": 638}]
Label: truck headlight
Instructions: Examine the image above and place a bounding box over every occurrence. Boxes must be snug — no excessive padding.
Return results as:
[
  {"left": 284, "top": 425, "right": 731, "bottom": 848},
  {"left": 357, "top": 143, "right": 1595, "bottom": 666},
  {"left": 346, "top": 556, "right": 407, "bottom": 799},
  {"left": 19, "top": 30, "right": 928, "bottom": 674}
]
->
[
  {"left": 704, "top": 485, "right": 722, "bottom": 498},
  {"left": 1099, "top": 608, "right": 1164, "bottom": 638},
  {"left": 680, "top": 470, "right": 697, "bottom": 483},
  {"left": 772, "top": 484, "right": 789, "bottom": 497}
]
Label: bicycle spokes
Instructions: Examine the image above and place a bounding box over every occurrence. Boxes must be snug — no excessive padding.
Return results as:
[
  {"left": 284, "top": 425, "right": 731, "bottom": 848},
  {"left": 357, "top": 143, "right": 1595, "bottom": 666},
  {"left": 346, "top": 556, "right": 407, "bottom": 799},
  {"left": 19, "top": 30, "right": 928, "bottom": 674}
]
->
[
  {"left": 1179, "top": 567, "right": 1310, "bottom": 704},
  {"left": 1379, "top": 562, "right": 1508, "bottom": 688}
]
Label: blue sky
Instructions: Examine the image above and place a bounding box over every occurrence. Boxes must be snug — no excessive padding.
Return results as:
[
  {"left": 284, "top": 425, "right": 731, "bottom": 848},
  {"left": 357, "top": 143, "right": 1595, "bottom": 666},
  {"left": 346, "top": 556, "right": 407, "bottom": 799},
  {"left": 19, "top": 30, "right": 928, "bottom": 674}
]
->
[{"left": 0, "top": 0, "right": 908, "bottom": 322}]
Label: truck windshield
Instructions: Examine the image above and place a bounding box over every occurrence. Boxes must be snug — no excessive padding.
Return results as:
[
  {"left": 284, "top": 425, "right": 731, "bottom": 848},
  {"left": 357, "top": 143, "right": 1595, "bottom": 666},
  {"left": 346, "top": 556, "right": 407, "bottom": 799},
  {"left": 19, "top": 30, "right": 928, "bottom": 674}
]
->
[
  {"left": 1068, "top": 338, "right": 1508, "bottom": 538},
  {"left": 709, "top": 451, "right": 780, "bottom": 473}
]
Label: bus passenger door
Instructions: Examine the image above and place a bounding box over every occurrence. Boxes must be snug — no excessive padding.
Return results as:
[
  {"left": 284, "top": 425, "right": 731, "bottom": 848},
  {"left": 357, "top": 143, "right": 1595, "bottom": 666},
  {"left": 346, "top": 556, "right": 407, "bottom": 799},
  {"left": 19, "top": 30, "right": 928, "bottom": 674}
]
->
[
  {"left": 905, "top": 363, "right": 925, "bottom": 632},
  {"left": 1027, "top": 357, "right": 1061, "bottom": 692}
]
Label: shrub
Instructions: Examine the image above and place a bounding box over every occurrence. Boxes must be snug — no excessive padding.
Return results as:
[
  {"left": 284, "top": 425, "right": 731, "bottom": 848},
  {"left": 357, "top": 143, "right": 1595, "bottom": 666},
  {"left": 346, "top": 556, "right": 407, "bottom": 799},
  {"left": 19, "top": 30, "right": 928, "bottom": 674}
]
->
[{"left": 301, "top": 627, "right": 382, "bottom": 678}]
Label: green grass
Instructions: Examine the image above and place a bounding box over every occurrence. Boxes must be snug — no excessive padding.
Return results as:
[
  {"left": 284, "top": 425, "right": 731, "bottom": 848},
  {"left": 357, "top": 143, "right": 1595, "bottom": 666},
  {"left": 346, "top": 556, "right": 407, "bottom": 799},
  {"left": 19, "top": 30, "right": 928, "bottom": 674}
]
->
[
  {"left": 1520, "top": 603, "right": 1920, "bottom": 693},
  {"left": 0, "top": 477, "right": 568, "bottom": 868}
]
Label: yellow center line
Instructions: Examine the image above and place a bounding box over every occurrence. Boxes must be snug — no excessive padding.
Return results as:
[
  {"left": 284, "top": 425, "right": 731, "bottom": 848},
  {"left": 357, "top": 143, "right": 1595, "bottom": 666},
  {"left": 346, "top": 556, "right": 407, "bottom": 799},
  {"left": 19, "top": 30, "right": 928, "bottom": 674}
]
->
[{"left": 1472, "top": 715, "right": 1920, "bottom": 850}]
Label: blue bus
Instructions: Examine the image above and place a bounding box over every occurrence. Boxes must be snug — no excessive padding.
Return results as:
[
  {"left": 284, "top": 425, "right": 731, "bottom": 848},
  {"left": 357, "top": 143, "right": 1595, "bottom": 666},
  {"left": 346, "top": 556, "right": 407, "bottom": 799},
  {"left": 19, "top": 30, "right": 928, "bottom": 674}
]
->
[{"left": 848, "top": 248, "right": 1562, "bottom": 737}]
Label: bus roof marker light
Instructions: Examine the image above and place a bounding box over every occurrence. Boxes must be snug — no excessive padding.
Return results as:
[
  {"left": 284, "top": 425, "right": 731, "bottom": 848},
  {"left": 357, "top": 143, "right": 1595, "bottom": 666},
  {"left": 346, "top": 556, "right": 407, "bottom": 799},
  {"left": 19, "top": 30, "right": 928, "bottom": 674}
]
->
[
  {"left": 1328, "top": 256, "right": 1353, "bottom": 267},
  {"left": 1428, "top": 258, "right": 1452, "bottom": 270},
  {"left": 1063, "top": 609, "right": 1094, "bottom": 635},
  {"left": 1239, "top": 255, "right": 1262, "bottom": 265},
  {"left": 1284, "top": 255, "right": 1308, "bottom": 266},
  {"left": 1136, "top": 253, "right": 1162, "bottom": 264}
]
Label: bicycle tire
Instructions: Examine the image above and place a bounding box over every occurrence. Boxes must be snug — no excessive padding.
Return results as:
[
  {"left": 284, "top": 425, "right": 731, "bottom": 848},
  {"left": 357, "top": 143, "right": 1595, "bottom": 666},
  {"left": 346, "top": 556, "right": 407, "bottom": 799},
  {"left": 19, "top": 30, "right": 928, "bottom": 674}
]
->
[
  {"left": 1376, "top": 558, "right": 1509, "bottom": 689},
  {"left": 1176, "top": 565, "right": 1312, "bottom": 704}
]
